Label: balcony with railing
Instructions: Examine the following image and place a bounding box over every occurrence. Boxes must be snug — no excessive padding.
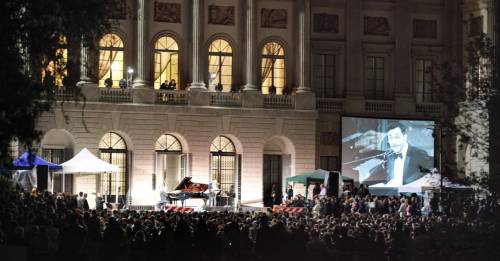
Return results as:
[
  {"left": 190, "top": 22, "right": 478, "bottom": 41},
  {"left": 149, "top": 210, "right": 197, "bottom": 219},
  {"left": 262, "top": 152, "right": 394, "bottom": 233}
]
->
[
  {"left": 365, "top": 100, "right": 394, "bottom": 113},
  {"left": 316, "top": 98, "right": 344, "bottom": 112},
  {"left": 264, "top": 94, "right": 294, "bottom": 109},
  {"left": 156, "top": 90, "right": 189, "bottom": 105},
  {"left": 99, "top": 88, "right": 132, "bottom": 103},
  {"left": 415, "top": 102, "right": 442, "bottom": 115},
  {"left": 210, "top": 92, "right": 242, "bottom": 107},
  {"left": 53, "top": 87, "right": 77, "bottom": 100}
]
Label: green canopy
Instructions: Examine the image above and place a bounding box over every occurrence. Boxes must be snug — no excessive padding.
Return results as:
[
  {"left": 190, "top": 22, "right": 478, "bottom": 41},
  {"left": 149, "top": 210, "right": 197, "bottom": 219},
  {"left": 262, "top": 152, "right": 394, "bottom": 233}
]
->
[{"left": 286, "top": 169, "right": 353, "bottom": 184}]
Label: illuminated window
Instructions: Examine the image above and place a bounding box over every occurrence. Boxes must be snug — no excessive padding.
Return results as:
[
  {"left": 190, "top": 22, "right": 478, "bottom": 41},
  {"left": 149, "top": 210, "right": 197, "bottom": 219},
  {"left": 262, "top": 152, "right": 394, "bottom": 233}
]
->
[
  {"left": 98, "top": 34, "right": 124, "bottom": 88},
  {"left": 153, "top": 36, "right": 179, "bottom": 89},
  {"left": 99, "top": 132, "right": 128, "bottom": 202},
  {"left": 365, "top": 56, "right": 385, "bottom": 99},
  {"left": 210, "top": 136, "right": 236, "bottom": 197},
  {"left": 42, "top": 36, "right": 67, "bottom": 87},
  {"left": 261, "top": 42, "right": 285, "bottom": 95},
  {"left": 415, "top": 59, "right": 433, "bottom": 102},
  {"left": 208, "top": 39, "right": 233, "bottom": 92},
  {"left": 155, "top": 134, "right": 184, "bottom": 191},
  {"left": 155, "top": 134, "right": 182, "bottom": 152}
]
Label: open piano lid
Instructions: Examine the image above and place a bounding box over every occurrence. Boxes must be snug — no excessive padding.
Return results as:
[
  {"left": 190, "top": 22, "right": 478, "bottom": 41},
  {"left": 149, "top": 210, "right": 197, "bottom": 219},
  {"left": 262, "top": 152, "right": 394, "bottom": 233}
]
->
[{"left": 174, "top": 177, "right": 208, "bottom": 192}]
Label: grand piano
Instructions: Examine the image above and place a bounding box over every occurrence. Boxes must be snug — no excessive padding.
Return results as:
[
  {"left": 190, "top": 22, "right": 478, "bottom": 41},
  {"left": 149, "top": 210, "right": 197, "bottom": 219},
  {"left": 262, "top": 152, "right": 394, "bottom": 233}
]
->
[{"left": 159, "top": 177, "right": 208, "bottom": 207}]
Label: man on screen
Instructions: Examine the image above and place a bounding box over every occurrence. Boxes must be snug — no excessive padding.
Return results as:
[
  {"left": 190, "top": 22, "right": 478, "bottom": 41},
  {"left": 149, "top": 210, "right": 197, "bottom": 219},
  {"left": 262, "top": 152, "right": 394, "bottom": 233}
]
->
[{"left": 383, "top": 122, "right": 433, "bottom": 186}]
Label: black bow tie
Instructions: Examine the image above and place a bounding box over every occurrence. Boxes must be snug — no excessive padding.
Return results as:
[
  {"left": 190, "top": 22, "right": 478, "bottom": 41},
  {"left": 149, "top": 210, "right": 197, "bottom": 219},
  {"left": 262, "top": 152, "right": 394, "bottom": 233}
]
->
[{"left": 395, "top": 153, "right": 403, "bottom": 159}]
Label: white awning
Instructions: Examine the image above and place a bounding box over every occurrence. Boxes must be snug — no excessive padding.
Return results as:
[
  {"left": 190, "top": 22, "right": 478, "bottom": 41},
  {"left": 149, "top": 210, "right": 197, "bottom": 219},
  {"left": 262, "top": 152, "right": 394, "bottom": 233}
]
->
[{"left": 60, "top": 148, "right": 118, "bottom": 174}]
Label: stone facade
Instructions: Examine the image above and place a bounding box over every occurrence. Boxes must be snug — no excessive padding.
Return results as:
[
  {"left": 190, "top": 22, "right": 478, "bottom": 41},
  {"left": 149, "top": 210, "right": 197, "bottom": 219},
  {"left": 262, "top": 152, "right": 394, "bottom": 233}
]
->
[{"left": 34, "top": 0, "right": 474, "bottom": 206}]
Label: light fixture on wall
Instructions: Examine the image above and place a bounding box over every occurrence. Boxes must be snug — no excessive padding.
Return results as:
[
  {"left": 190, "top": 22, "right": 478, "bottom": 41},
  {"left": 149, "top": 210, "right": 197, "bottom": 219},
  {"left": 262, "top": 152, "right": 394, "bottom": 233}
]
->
[{"left": 127, "top": 67, "right": 134, "bottom": 88}]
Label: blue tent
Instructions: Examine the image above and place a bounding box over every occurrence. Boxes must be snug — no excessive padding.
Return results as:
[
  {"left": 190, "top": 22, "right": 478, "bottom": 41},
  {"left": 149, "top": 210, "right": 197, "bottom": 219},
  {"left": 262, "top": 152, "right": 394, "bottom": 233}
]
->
[{"left": 12, "top": 151, "right": 62, "bottom": 170}]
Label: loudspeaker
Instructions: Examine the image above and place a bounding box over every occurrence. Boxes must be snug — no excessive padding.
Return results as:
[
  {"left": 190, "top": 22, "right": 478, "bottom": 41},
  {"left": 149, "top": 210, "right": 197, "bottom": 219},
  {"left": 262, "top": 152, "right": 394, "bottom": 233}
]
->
[
  {"left": 36, "top": 165, "right": 49, "bottom": 191},
  {"left": 326, "top": 171, "right": 340, "bottom": 197}
]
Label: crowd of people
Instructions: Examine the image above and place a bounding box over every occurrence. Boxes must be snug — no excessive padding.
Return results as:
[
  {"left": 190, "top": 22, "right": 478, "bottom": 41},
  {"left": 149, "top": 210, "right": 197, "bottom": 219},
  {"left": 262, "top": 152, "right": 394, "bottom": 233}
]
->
[{"left": 1, "top": 176, "right": 499, "bottom": 261}]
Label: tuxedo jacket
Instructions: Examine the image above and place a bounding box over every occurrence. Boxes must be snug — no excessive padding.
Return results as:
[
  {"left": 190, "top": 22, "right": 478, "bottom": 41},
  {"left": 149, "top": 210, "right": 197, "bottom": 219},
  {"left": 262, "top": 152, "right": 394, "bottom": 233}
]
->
[{"left": 384, "top": 145, "right": 433, "bottom": 185}]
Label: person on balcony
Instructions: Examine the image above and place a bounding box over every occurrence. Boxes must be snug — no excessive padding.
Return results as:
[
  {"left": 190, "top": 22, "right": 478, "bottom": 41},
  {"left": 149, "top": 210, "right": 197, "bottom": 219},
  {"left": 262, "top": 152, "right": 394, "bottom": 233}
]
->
[
  {"left": 104, "top": 78, "right": 113, "bottom": 88},
  {"left": 168, "top": 79, "right": 176, "bottom": 90},
  {"left": 268, "top": 85, "right": 276, "bottom": 95},
  {"left": 160, "top": 79, "right": 168, "bottom": 90},
  {"left": 119, "top": 78, "right": 127, "bottom": 89}
]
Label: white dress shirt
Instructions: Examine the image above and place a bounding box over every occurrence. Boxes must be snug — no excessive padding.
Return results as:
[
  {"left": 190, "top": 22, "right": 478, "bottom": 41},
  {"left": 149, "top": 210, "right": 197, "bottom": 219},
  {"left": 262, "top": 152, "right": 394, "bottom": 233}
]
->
[{"left": 387, "top": 143, "right": 408, "bottom": 187}]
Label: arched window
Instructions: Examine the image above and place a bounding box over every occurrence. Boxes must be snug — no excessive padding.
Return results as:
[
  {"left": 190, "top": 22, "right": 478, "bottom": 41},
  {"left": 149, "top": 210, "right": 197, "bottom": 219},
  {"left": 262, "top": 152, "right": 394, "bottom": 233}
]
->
[
  {"left": 155, "top": 134, "right": 185, "bottom": 191},
  {"left": 98, "top": 33, "right": 124, "bottom": 88},
  {"left": 208, "top": 39, "right": 233, "bottom": 92},
  {"left": 261, "top": 42, "right": 285, "bottom": 95},
  {"left": 153, "top": 36, "right": 179, "bottom": 89},
  {"left": 210, "top": 136, "right": 236, "bottom": 198},
  {"left": 99, "top": 132, "right": 128, "bottom": 203},
  {"left": 42, "top": 35, "right": 67, "bottom": 87}
]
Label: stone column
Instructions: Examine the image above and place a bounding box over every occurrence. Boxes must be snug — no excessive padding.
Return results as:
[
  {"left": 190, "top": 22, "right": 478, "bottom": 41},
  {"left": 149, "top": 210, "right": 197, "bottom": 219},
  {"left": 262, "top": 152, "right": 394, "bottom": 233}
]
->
[
  {"left": 243, "top": 0, "right": 258, "bottom": 92},
  {"left": 188, "top": 0, "right": 207, "bottom": 91},
  {"left": 133, "top": 0, "right": 150, "bottom": 88},
  {"left": 296, "top": 0, "right": 311, "bottom": 93},
  {"left": 394, "top": 0, "right": 411, "bottom": 97},
  {"left": 345, "top": 0, "right": 362, "bottom": 97},
  {"left": 76, "top": 42, "right": 94, "bottom": 86}
]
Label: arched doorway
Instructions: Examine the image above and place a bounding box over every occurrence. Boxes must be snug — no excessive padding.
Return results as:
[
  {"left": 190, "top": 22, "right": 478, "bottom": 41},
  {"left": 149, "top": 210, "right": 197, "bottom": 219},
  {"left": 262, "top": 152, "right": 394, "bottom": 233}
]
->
[
  {"left": 40, "top": 129, "right": 75, "bottom": 192},
  {"left": 210, "top": 136, "right": 236, "bottom": 206},
  {"left": 155, "top": 134, "right": 186, "bottom": 192},
  {"left": 263, "top": 137, "right": 293, "bottom": 207},
  {"left": 99, "top": 132, "right": 128, "bottom": 204}
]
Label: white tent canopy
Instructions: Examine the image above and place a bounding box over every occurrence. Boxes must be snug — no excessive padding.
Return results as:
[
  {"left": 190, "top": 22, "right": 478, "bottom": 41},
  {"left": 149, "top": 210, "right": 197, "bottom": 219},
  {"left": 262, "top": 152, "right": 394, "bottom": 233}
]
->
[
  {"left": 60, "top": 148, "right": 118, "bottom": 174},
  {"left": 58, "top": 148, "right": 119, "bottom": 203}
]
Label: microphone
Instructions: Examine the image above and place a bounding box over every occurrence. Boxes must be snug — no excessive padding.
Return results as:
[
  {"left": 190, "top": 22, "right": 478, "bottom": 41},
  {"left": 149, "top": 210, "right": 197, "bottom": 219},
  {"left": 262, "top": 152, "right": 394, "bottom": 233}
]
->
[{"left": 418, "top": 165, "right": 431, "bottom": 173}]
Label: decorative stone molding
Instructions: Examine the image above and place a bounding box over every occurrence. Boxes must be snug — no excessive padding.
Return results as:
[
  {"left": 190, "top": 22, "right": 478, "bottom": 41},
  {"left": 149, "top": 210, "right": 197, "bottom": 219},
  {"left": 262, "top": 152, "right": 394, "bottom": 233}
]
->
[
  {"left": 154, "top": 2, "right": 181, "bottom": 23},
  {"left": 261, "top": 8, "right": 287, "bottom": 29}
]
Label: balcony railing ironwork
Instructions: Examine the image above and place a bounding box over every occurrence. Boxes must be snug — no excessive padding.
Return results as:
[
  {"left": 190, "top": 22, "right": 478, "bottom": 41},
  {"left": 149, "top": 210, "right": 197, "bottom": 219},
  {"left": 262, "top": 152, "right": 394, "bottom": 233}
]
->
[
  {"left": 99, "top": 88, "right": 132, "bottom": 103},
  {"left": 156, "top": 90, "right": 189, "bottom": 105},
  {"left": 264, "top": 94, "right": 294, "bottom": 109},
  {"left": 316, "top": 98, "right": 344, "bottom": 112},
  {"left": 210, "top": 92, "right": 242, "bottom": 107}
]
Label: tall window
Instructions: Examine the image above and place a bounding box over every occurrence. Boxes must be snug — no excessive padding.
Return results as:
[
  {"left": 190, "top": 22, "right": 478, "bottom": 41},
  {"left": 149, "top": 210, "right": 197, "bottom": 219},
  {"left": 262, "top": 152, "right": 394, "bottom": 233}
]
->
[
  {"left": 261, "top": 42, "right": 285, "bottom": 95},
  {"left": 210, "top": 136, "right": 236, "bottom": 197},
  {"left": 98, "top": 34, "right": 124, "bottom": 88},
  {"left": 365, "top": 56, "right": 385, "bottom": 99},
  {"left": 208, "top": 39, "right": 233, "bottom": 92},
  {"left": 99, "top": 132, "right": 128, "bottom": 203},
  {"left": 42, "top": 36, "right": 67, "bottom": 87},
  {"left": 154, "top": 36, "right": 179, "bottom": 89},
  {"left": 313, "top": 53, "right": 336, "bottom": 98},
  {"left": 155, "top": 134, "right": 184, "bottom": 191},
  {"left": 415, "top": 59, "right": 433, "bottom": 102}
]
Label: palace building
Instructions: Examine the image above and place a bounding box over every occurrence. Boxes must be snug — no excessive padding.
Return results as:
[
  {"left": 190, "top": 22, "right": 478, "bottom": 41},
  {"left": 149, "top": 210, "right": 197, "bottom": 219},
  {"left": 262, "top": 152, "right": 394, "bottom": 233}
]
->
[{"left": 22, "top": 0, "right": 495, "bottom": 207}]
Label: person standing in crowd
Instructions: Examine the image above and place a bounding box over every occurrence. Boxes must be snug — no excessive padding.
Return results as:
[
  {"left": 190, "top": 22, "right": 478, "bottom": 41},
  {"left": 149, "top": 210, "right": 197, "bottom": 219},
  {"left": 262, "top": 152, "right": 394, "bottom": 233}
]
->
[
  {"left": 286, "top": 184, "right": 294, "bottom": 200},
  {"left": 269, "top": 183, "right": 281, "bottom": 206},
  {"left": 95, "top": 193, "right": 104, "bottom": 211},
  {"left": 77, "top": 192, "right": 84, "bottom": 209},
  {"left": 83, "top": 193, "right": 89, "bottom": 210},
  {"left": 319, "top": 184, "right": 327, "bottom": 198},
  {"left": 312, "top": 183, "right": 321, "bottom": 198}
]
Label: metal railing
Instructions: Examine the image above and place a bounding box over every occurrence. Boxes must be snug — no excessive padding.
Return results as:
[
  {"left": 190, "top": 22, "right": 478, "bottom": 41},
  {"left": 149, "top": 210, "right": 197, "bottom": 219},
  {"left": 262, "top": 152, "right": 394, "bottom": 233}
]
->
[
  {"left": 416, "top": 102, "right": 441, "bottom": 114},
  {"left": 316, "top": 98, "right": 344, "bottom": 112},
  {"left": 264, "top": 94, "right": 294, "bottom": 109},
  {"left": 53, "top": 87, "right": 77, "bottom": 100},
  {"left": 156, "top": 90, "right": 189, "bottom": 105},
  {"left": 365, "top": 100, "right": 394, "bottom": 113},
  {"left": 99, "top": 88, "right": 132, "bottom": 103},
  {"left": 210, "top": 92, "right": 242, "bottom": 107}
]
